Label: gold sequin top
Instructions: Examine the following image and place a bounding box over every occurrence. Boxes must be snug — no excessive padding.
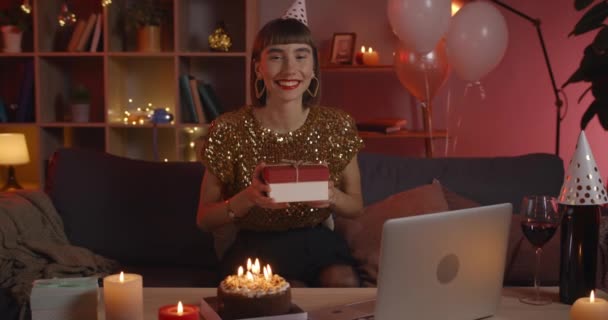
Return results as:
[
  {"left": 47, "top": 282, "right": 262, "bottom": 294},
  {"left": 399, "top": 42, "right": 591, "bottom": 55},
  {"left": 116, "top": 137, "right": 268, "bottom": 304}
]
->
[{"left": 201, "top": 105, "right": 364, "bottom": 231}]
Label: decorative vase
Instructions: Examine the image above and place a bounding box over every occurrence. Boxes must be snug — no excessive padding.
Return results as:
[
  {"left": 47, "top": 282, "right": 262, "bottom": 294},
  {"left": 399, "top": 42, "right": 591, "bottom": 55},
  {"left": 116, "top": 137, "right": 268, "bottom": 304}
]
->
[
  {"left": 71, "top": 103, "right": 90, "bottom": 123},
  {"left": 1, "top": 25, "right": 23, "bottom": 53},
  {"left": 137, "top": 26, "right": 161, "bottom": 52}
]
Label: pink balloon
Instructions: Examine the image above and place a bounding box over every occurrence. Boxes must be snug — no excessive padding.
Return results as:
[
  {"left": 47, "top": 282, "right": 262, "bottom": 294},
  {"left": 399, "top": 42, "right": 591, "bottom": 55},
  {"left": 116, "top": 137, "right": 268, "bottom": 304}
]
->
[
  {"left": 387, "top": 0, "right": 451, "bottom": 54},
  {"left": 394, "top": 39, "right": 450, "bottom": 103},
  {"left": 446, "top": 2, "right": 509, "bottom": 81}
]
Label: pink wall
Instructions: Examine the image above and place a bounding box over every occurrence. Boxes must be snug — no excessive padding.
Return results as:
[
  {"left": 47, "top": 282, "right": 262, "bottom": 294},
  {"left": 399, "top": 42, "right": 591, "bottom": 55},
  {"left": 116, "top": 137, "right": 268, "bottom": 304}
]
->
[{"left": 259, "top": 0, "right": 608, "bottom": 173}]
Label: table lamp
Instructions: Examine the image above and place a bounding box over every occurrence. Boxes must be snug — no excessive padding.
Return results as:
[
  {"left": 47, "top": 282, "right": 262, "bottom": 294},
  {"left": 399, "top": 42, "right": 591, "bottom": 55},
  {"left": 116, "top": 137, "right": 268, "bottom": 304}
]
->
[{"left": 0, "top": 133, "right": 30, "bottom": 191}]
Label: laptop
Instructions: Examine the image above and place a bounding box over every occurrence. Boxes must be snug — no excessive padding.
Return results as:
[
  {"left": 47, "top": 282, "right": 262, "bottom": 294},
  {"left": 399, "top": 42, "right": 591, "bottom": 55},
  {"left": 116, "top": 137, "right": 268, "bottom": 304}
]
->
[{"left": 309, "top": 203, "right": 512, "bottom": 320}]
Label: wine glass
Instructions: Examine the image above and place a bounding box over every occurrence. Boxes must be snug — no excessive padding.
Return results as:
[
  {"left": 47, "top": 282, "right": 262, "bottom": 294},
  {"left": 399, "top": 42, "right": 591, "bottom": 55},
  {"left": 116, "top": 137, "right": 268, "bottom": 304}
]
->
[{"left": 519, "top": 195, "right": 560, "bottom": 305}]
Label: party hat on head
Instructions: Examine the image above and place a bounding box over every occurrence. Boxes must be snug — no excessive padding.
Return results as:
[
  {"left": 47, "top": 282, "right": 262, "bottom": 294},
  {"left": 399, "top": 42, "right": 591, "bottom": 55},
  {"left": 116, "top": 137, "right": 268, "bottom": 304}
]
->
[
  {"left": 282, "top": 0, "right": 308, "bottom": 26},
  {"left": 558, "top": 131, "right": 608, "bottom": 205}
]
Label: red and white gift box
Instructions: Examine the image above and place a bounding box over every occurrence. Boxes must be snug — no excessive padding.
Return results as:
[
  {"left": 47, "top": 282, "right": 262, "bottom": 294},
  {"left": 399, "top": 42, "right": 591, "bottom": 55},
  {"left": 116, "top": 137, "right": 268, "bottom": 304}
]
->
[{"left": 262, "top": 162, "right": 329, "bottom": 203}]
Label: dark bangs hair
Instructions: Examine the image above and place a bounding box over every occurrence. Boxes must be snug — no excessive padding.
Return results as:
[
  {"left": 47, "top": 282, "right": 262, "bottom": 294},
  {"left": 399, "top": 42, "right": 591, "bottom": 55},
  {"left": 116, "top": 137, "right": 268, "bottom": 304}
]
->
[{"left": 250, "top": 18, "right": 321, "bottom": 108}]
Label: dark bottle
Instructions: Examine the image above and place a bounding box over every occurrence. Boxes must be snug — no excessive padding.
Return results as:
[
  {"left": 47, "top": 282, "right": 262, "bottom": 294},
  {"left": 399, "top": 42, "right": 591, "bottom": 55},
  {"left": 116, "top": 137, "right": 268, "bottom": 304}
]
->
[{"left": 558, "top": 204, "right": 601, "bottom": 304}]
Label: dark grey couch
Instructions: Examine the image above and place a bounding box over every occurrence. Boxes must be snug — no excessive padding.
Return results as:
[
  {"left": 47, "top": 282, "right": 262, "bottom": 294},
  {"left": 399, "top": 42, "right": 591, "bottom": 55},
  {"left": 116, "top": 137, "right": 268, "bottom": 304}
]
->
[{"left": 43, "top": 148, "right": 566, "bottom": 288}]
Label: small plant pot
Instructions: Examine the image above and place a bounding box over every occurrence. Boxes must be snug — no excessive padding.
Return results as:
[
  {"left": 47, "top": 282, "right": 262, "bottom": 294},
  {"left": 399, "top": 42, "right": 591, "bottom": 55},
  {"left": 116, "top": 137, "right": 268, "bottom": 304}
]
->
[
  {"left": 71, "top": 103, "right": 90, "bottom": 122},
  {"left": 1, "top": 25, "right": 23, "bottom": 53},
  {"left": 137, "top": 26, "right": 161, "bottom": 52}
]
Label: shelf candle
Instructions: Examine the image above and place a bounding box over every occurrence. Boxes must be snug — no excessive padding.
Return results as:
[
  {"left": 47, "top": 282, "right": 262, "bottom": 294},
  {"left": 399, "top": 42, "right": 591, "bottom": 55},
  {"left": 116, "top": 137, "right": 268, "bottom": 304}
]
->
[
  {"left": 103, "top": 272, "right": 144, "bottom": 320},
  {"left": 158, "top": 301, "right": 200, "bottom": 320},
  {"left": 362, "top": 47, "right": 379, "bottom": 66},
  {"left": 570, "top": 291, "right": 608, "bottom": 320},
  {"left": 355, "top": 46, "right": 365, "bottom": 65}
]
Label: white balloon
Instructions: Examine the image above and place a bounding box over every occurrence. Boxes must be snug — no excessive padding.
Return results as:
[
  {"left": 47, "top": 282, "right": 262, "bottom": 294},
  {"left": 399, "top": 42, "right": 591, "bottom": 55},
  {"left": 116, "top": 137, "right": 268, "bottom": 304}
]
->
[
  {"left": 387, "top": 0, "right": 452, "bottom": 54},
  {"left": 446, "top": 2, "right": 509, "bottom": 81}
]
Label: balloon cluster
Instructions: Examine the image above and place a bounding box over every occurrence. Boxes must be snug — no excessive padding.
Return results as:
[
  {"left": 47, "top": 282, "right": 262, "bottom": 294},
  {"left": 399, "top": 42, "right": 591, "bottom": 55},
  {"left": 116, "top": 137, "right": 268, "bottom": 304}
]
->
[{"left": 387, "top": 0, "right": 508, "bottom": 102}]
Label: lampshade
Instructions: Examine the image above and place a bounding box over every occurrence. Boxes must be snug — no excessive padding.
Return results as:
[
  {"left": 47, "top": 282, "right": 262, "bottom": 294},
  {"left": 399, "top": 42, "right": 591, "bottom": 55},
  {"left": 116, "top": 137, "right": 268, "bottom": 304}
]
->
[{"left": 0, "top": 133, "right": 30, "bottom": 165}]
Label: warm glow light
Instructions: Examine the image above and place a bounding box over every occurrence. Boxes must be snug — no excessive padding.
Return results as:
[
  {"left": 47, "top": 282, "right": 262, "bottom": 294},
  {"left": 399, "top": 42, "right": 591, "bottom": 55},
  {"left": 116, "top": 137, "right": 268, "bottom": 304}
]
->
[
  {"left": 102, "top": 0, "right": 112, "bottom": 7},
  {"left": 238, "top": 266, "right": 244, "bottom": 277},
  {"left": 368, "top": 47, "right": 373, "bottom": 53},
  {"left": 253, "top": 258, "right": 260, "bottom": 274},
  {"left": 591, "top": 290, "right": 595, "bottom": 303},
  {"left": 360, "top": 45, "right": 366, "bottom": 53},
  {"left": 128, "top": 98, "right": 133, "bottom": 103},
  {"left": 148, "top": 103, "right": 152, "bottom": 107},
  {"left": 119, "top": 271, "right": 124, "bottom": 283},
  {"left": 267, "top": 264, "right": 272, "bottom": 276},
  {"left": 247, "top": 258, "right": 252, "bottom": 271},
  {"left": 177, "top": 301, "right": 183, "bottom": 315},
  {"left": 246, "top": 271, "right": 253, "bottom": 281}
]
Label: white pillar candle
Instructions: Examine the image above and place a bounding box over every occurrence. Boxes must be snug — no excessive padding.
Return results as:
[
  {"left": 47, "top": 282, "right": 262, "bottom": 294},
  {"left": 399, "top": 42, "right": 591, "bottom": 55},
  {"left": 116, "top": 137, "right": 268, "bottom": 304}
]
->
[{"left": 103, "top": 272, "right": 143, "bottom": 320}]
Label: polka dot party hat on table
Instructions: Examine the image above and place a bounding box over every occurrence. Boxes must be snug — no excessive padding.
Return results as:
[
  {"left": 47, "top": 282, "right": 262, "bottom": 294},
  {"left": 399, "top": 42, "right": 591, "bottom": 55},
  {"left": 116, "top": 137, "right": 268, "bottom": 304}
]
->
[
  {"left": 282, "top": 0, "right": 308, "bottom": 26},
  {"left": 558, "top": 130, "right": 608, "bottom": 205}
]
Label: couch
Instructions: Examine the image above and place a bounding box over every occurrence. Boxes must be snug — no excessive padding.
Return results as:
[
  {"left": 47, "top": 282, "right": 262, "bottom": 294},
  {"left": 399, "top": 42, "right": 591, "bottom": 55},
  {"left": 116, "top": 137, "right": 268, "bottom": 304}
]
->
[{"left": 8, "top": 147, "right": 608, "bottom": 290}]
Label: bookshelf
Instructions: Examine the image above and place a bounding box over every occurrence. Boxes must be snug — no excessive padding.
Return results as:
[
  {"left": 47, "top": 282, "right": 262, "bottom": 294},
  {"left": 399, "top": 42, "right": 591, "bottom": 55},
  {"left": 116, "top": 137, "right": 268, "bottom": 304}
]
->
[
  {"left": 0, "top": 0, "right": 257, "bottom": 189},
  {"left": 321, "top": 64, "right": 443, "bottom": 158}
]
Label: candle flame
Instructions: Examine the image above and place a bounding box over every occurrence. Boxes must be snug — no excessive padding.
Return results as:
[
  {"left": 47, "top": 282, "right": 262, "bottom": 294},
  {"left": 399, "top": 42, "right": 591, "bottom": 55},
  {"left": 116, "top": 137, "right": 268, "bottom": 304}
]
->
[
  {"left": 247, "top": 258, "right": 252, "bottom": 271},
  {"left": 177, "top": 301, "right": 183, "bottom": 315},
  {"left": 253, "top": 258, "right": 260, "bottom": 274},
  {"left": 238, "top": 266, "right": 244, "bottom": 277},
  {"left": 267, "top": 264, "right": 272, "bottom": 277},
  {"left": 368, "top": 47, "right": 373, "bottom": 53},
  {"left": 246, "top": 271, "right": 253, "bottom": 281},
  {"left": 263, "top": 265, "right": 269, "bottom": 280},
  {"left": 119, "top": 271, "right": 124, "bottom": 283},
  {"left": 360, "top": 46, "right": 366, "bottom": 53},
  {"left": 590, "top": 290, "right": 595, "bottom": 303}
]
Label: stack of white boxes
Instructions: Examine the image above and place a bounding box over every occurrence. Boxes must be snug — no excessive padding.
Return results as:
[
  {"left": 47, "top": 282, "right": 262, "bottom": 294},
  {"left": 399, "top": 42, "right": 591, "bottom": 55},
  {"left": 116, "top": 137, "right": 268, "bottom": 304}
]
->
[{"left": 30, "top": 277, "right": 99, "bottom": 320}]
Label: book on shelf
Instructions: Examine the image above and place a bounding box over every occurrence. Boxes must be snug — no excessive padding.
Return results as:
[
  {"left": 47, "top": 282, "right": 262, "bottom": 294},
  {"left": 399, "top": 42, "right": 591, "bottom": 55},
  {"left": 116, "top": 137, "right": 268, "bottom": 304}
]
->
[
  {"left": 0, "top": 98, "right": 7, "bottom": 122},
  {"left": 66, "top": 19, "right": 86, "bottom": 52},
  {"left": 356, "top": 118, "right": 407, "bottom": 134},
  {"left": 76, "top": 13, "right": 97, "bottom": 51},
  {"left": 15, "top": 60, "right": 35, "bottom": 122},
  {"left": 89, "top": 13, "right": 103, "bottom": 52},
  {"left": 178, "top": 74, "right": 198, "bottom": 123},
  {"left": 197, "top": 82, "right": 224, "bottom": 122},
  {"left": 189, "top": 76, "right": 208, "bottom": 124}
]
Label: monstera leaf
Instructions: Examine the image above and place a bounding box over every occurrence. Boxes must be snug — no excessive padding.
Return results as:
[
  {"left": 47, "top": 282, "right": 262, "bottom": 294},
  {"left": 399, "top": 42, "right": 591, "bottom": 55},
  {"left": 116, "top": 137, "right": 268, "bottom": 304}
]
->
[
  {"left": 567, "top": 1, "right": 608, "bottom": 130},
  {"left": 569, "top": 1, "right": 608, "bottom": 36}
]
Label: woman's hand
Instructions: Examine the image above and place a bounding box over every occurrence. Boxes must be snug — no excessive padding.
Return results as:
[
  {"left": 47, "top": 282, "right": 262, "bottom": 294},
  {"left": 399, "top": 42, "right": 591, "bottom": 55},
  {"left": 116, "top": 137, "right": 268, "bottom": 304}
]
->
[{"left": 243, "top": 162, "right": 289, "bottom": 210}]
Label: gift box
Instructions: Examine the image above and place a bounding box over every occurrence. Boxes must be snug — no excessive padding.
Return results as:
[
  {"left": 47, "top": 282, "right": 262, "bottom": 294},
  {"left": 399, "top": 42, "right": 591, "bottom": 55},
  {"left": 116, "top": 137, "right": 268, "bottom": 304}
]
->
[
  {"left": 262, "top": 162, "right": 329, "bottom": 203},
  {"left": 30, "top": 277, "right": 99, "bottom": 320}
]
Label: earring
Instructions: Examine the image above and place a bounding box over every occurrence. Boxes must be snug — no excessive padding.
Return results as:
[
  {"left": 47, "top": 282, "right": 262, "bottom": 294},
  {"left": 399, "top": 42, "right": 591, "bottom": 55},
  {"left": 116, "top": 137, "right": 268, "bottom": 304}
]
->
[
  {"left": 306, "top": 76, "right": 319, "bottom": 98},
  {"left": 255, "top": 78, "right": 266, "bottom": 99}
]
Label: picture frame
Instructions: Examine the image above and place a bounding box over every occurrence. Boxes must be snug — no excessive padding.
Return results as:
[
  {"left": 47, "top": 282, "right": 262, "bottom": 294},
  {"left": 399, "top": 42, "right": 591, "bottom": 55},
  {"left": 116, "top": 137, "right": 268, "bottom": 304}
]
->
[{"left": 329, "top": 33, "right": 357, "bottom": 65}]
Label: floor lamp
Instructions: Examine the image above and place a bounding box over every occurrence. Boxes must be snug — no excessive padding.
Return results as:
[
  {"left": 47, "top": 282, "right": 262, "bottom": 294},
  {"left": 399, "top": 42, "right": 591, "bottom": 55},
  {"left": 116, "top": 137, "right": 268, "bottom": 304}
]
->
[
  {"left": 490, "top": 0, "right": 564, "bottom": 156},
  {"left": 0, "top": 133, "right": 30, "bottom": 191}
]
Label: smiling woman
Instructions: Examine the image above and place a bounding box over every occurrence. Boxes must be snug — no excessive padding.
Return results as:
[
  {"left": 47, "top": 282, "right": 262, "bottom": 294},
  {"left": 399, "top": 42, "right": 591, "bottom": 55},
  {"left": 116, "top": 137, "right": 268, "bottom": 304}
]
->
[{"left": 195, "top": 16, "right": 366, "bottom": 289}]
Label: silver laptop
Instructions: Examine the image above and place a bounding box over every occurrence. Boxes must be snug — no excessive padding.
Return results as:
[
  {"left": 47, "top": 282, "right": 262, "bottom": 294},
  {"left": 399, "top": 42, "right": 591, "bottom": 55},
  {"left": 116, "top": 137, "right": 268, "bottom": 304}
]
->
[{"left": 309, "top": 203, "right": 512, "bottom": 320}]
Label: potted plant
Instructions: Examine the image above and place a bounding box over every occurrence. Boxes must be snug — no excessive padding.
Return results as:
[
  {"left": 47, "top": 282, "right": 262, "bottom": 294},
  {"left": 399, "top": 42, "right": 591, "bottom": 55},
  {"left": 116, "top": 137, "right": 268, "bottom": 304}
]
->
[
  {"left": 562, "top": 0, "right": 608, "bottom": 130},
  {"left": 126, "top": 0, "right": 167, "bottom": 52},
  {"left": 0, "top": 5, "right": 30, "bottom": 53},
  {"left": 70, "top": 85, "right": 91, "bottom": 123}
]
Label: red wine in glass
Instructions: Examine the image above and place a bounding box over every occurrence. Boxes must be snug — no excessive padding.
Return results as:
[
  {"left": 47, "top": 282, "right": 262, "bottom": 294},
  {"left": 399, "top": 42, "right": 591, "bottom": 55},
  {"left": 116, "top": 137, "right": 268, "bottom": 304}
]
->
[
  {"left": 521, "top": 221, "right": 558, "bottom": 248},
  {"left": 519, "top": 195, "right": 560, "bottom": 306}
]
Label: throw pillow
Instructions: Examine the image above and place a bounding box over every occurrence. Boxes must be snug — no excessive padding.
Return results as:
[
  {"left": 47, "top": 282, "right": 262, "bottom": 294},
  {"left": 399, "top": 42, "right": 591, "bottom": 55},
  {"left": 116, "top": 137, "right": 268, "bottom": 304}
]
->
[
  {"left": 432, "top": 179, "right": 480, "bottom": 210},
  {"left": 335, "top": 183, "right": 449, "bottom": 287}
]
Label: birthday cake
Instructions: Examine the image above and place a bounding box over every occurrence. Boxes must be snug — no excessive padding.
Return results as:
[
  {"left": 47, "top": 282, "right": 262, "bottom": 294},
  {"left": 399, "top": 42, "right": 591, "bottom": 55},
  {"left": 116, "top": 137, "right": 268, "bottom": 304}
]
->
[{"left": 217, "top": 258, "right": 292, "bottom": 320}]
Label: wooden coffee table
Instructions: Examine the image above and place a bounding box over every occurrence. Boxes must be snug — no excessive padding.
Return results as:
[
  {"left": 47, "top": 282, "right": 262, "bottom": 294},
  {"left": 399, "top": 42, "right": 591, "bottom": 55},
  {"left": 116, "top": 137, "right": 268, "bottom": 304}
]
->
[{"left": 99, "top": 286, "right": 607, "bottom": 319}]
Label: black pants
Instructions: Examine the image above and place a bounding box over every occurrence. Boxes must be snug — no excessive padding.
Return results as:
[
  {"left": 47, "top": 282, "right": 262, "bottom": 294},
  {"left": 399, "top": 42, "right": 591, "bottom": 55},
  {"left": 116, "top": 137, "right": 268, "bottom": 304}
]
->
[{"left": 219, "top": 226, "right": 355, "bottom": 286}]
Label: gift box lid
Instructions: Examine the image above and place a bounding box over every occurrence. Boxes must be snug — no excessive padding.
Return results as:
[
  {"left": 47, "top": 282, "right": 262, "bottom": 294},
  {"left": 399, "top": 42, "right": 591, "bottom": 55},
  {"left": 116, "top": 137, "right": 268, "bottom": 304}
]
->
[{"left": 263, "top": 163, "right": 329, "bottom": 183}]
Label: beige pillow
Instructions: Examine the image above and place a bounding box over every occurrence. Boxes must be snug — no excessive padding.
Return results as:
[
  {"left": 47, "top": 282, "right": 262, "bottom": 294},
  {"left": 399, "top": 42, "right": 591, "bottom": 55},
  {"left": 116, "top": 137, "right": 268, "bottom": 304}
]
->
[{"left": 335, "top": 183, "right": 449, "bottom": 286}]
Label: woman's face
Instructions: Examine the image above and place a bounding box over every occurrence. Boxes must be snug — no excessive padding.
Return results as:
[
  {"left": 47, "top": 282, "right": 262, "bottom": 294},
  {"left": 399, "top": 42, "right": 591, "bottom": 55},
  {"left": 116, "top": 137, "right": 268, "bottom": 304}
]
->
[{"left": 255, "top": 43, "right": 314, "bottom": 106}]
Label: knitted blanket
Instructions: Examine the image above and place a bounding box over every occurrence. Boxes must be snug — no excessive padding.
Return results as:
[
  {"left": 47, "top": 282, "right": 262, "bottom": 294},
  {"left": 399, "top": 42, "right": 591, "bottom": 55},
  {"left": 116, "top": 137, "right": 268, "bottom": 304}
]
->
[{"left": 0, "top": 190, "right": 118, "bottom": 308}]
